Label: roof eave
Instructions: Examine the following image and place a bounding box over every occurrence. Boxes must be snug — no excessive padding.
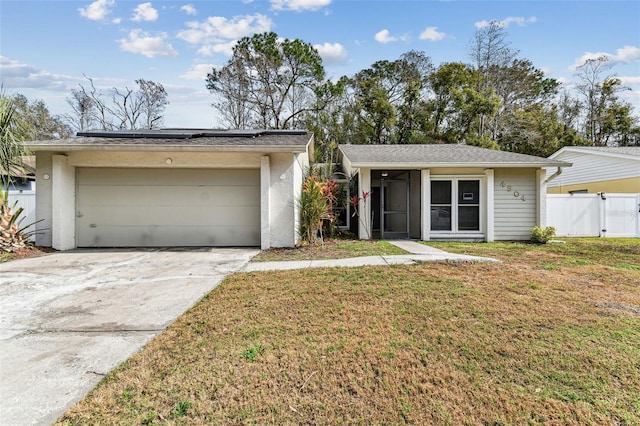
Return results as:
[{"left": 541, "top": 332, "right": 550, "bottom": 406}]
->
[
  {"left": 25, "top": 144, "right": 310, "bottom": 153},
  {"left": 347, "top": 161, "right": 571, "bottom": 169},
  {"left": 550, "top": 146, "right": 640, "bottom": 161}
]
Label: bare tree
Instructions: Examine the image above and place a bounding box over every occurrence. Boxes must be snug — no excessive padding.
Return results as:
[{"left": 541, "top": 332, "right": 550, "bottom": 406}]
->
[
  {"left": 65, "top": 88, "right": 97, "bottom": 131},
  {"left": 68, "top": 76, "right": 169, "bottom": 131},
  {"left": 137, "top": 79, "right": 169, "bottom": 130},
  {"left": 575, "top": 56, "right": 633, "bottom": 146}
]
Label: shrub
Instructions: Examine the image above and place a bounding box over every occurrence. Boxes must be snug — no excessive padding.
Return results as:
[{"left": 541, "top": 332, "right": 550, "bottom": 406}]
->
[
  {"left": 1, "top": 190, "right": 39, "bottom": 252},
  {"left": 299, "top": 173, "right": 340, "bottom": 244},
  {"left": 530, "top": 226, "right": 556, "bottom": 244}
]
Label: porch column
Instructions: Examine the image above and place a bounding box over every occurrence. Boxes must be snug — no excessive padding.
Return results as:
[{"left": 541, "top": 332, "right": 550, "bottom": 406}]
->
[
  {"left": 260, "top": 155, "right": 271, "bottom": 249},
  {"left": 536, "top": 168, "right": 547, "bottom": 228},
  {"left": 485, "top": 169, "right": 495, "bottom": 242},
  {"left": 421, "top": 169, "right": 430, "bottom": 241},
  {"left": 52, "top": 155, "right": 76, "bottom": 250},
  {"left": 358, "top": 168, "right": 371, "bottom": 239}
]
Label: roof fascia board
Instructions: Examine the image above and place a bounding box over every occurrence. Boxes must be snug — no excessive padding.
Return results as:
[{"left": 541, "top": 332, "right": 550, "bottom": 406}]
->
[
  {"left": 346, "top": 161, "right": 570, "bottom": 169},
  {"left": 26, "top": 144, "right": 309, "bottom": 153},
  {"left": 550, "top": 147, "right": 640, "bottom": 161}
]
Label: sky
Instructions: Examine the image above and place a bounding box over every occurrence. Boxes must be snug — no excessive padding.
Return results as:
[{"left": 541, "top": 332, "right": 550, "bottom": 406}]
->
[{"left": 1, "top": 0, "right": 639, "bottom": 129}]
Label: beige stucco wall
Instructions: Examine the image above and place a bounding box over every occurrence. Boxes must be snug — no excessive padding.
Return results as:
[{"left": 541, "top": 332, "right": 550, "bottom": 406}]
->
[
  {"left": 35, "top": 150, "right": 302, "bottom": 249},
  {"left": 546, "top": 177, "right": 640, "bottom": 194},
  {"left": 34, "top": 153, "right": 52, "bottom": 247}
]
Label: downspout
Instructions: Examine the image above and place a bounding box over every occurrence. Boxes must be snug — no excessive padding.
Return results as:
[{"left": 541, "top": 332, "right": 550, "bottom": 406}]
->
[{"left": 544, "top": 167, "right": 563, "bottom": 184}]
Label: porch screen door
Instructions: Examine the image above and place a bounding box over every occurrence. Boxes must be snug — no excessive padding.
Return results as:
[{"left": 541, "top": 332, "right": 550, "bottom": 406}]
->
[{"left": 381, "top": 176, "right": 410, "bottom": 239}]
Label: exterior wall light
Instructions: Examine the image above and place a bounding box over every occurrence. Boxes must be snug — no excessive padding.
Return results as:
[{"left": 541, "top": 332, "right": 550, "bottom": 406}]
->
[{"left": 165, "top": 158, "right": 172, "bottom": 165}]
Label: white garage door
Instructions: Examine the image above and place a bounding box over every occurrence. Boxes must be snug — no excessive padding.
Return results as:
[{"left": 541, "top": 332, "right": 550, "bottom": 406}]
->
[{"left": 77, "top": 168, "right": 260, "bottom": 247}]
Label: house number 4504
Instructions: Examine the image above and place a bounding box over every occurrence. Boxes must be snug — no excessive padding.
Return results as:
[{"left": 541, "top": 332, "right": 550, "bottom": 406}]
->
[{"left": 500, "top": 181, "right": 526, "bottom": 202}]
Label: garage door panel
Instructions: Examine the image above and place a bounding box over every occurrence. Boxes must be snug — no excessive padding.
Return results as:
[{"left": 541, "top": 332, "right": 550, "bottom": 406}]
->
[
  {"left": 78, "top": 205, "right": 260, "bottom": 227},
  {"left": 79, "top": 168, "right": 258, "bottom": 186},
  {"left": 79, "top": 225, "right": 260, "bottom": 247},
  {"left": 77, "top": 168, "right": 260, "bottom": 247},
  {"left": 78, "top": 185, "right": 260, "bottom": 207}
]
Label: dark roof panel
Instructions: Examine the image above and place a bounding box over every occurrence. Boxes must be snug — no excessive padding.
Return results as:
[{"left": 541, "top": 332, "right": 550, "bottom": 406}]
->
[{"left": 27, "top": 129, "right": 313, "bottom": 152}]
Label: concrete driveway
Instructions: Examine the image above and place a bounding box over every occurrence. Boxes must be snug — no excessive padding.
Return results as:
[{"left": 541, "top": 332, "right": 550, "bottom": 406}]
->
[{"left": 0, "top": 247, "right": 258, "bottom": 426}]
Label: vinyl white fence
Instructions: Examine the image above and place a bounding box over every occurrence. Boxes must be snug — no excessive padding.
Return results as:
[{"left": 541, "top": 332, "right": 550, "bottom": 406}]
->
[
  {"left": 547, "top": 193, "right": 640, "bottom": 238},
  {"left": 6, "top": 191, "right": 37, "bottom": 241}
]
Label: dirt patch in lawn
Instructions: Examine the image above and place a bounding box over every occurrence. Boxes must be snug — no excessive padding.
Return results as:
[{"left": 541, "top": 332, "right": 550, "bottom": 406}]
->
[
  {"left": 1, "top": 245, "right": 57, "bottom": 263},
  {"left": 57, "top": 239, "right": 639, "bottom": 425}
]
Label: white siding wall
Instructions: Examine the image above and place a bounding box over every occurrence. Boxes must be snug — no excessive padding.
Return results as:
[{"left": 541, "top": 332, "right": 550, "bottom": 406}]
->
[
  {"left": 494, "top": 169, "right": 538, "bottom": 240},
  {"left": 6, "top": 191, "right": 36, "bottom": 242},
  {"left": 546, "top": 150, "right": 640, "bottom": 187}
]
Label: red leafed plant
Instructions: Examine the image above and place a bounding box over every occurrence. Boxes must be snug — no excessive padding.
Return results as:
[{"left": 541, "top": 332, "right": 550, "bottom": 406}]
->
[{"left": 350, "top": 191, "right": 371, "bottom": 239}]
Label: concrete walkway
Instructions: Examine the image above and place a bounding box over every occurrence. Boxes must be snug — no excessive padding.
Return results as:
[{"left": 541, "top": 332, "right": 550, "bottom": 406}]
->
[{"left": 244, "top": 240, "right": 498, "bottom": 272}]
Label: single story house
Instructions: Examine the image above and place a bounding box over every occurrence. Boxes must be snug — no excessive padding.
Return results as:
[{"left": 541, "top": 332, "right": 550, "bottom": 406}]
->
[
  {"left": 26, "top": 129, "right": 312, "bottom": 250},
  {"left": 339, "top": 144, "right": 571, "bottom": 242},
  {"left": 546, "top": 146, "right": 640, "bottom": 194}
]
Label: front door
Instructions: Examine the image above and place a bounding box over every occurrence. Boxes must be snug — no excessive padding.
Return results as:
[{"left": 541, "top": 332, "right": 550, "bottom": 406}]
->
[{"left": 381, "top": 173, "right": 410, "bottom": 239}]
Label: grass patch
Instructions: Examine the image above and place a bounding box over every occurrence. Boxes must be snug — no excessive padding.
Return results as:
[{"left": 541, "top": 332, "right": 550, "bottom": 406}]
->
[
  {"left": 241, "top": 344, "right": 264, "bottom": 363},
  {"left": 57, "top": 239, "right": 640, "bottom": 425},
  {"left": 616, "top": 262, "right": 640, "bottom": 271},
  {"left": 252, "top": 238, "right": 407, "bottom": 262}
]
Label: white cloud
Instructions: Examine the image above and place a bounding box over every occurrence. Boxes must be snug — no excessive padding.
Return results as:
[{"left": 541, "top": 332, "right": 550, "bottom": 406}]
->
[
  {"left": 375, "top": 29, "right": 396, "bottom": 44},
  {"left": 112, "top": 17, "right": 122, "bottom": 24},
  {"left": 475, "top": 16, "right": 537, "bottom": 29},
  {"left": 198, "top": 40, "right": 238, "bottom": 57},
  {"left": 0, "top": 56, "right": 77, "bottom": 91},
  {"left": 79, "top": 0, "right": 115, "bottom": 21},
  {"left": 132, "top": 2, "right": 159, "bottom": 22},
  {"left": 118, "top": 30, "right": 178, "bottom": 58},
  {"left": 619, "top": 76, "right": 640, "bottom": 85},
  {"left": 177, "top": 13, "right": 272, "bottom": 47},
  {"left": 180, "top": 64, "right": 217, "bottom": 81},
  {"left": 271, "top": 0, "right": 331, "bottom": 12},
  {"left": 374, "top": 29, "right": 409, "bottom": 44},
  {"left": 419, "top": 26, "right": 445, "bottom": 42},
  {"left": 313, "top": 42, "right": 347, "bottom": 65},
  {"left": 570, "top": 45, "right": 640, "bottom": 70},
  {"left": 180, "top": 4, "right": 197, "bottom": 15}
]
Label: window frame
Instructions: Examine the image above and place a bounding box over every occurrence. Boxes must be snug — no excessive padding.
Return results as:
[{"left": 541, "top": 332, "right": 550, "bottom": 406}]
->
[{"left": 430, "top": 177, "right": 483, "bottom": 234}]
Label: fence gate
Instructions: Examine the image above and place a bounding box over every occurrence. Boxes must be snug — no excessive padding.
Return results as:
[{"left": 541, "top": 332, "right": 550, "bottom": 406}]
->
[{"left": 547, "top": 193, "right": 640, "bottom": 238}]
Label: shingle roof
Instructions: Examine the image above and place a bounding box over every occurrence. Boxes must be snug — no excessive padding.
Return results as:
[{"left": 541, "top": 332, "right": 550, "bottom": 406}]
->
[
  {"left": 26, "top": 129, "right": 313, "bottom": 152},
  {"left": 339, "top": 144, "right": 570, "bottom": 167},
  {"left": 0, "top": 156, "right": 35, "bottom": 179}
]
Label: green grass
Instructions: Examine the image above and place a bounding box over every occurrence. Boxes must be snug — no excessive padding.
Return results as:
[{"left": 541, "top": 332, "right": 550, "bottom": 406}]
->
[
  {"left": 252, "top": 238, "right": 408, "bottom": 262},
  {"left": 57, "top": 238, "right": 640, "bottom": 425},
  {"left": 426, "top": 238, "right": 640, "bottom": 268}
]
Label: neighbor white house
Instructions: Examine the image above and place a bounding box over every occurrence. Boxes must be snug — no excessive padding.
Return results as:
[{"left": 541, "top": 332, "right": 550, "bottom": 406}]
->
[
  {"left": 546, "top": 146, "right": 640, "bottom": 194},
  {"left": 27, "top": 130, "right": 312, "bottom": 250}
]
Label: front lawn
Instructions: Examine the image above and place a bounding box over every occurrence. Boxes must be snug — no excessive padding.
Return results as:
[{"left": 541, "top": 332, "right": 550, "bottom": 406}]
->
[
  {"left": 58, "top": 239, "right": 639, "bottom": 425},
  {"left": 251, "top": 238, "right": 408, "bottom": 262}
]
